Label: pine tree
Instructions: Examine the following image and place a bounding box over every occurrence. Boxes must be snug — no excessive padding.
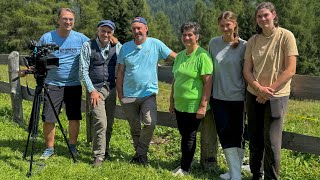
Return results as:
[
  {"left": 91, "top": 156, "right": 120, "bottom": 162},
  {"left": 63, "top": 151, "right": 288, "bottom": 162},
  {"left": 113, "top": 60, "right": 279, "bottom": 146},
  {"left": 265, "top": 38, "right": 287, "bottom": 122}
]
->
[
  {"left": 98, "top": 0, "right": 154, "bottom": 43},
  {"left": 76, "top": 0, "right": 102, "bottom": 39},
  {"left": 272, "top": 0, "right": 320, "bottom": 75},
  {"left": 0, "top": 0, "right": 69, "bottom": 53},
  {"left": 192, "top": 0, "right": 218, "bottom": 50},
  {"left": 152, "top": 11, "right": 181, "bottom": 52}
]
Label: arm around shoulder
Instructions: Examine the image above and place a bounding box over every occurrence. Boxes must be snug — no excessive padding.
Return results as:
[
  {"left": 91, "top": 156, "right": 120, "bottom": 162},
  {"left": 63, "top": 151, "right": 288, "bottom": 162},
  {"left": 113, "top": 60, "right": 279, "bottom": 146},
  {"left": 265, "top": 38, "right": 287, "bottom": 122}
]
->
[{"left": 167, "top": 51, "right": 177, "bottom": 61}]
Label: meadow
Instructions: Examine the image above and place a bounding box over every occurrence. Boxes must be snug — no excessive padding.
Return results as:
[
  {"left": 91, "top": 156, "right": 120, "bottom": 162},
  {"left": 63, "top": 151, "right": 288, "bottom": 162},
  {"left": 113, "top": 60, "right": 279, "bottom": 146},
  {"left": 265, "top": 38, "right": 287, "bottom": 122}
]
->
[{"left": 0, "top": 64, "right": 319, "bottom": 179}]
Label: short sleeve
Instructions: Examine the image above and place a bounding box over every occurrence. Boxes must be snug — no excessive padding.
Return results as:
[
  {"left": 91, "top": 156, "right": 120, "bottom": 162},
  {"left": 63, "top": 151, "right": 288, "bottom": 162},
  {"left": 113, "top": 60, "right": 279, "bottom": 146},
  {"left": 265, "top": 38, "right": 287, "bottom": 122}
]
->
[
  {"left": 117, "top": 47, "right": 125, "bottom": 64},
  {"left": 284, "top": 31, "right": 299, "bottom": 57},
  {"left": 155, "top": 39, "right": 172, "bottom": 60},
  {"left": 244, "top": 37, "right": 254, "bottom": 61},
  {"left": 37, "top": 34, "right": 46, "bottom": 46},
  {"left": 199, "top": 53, "right": 213, "bottom": 75}
]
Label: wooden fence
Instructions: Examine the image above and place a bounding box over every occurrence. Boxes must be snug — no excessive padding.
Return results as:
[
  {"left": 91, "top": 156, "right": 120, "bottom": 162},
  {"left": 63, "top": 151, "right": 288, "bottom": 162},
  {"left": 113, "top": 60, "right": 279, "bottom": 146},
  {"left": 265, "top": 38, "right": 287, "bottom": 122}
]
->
[{"left": 0, "top": 52, "right": 320, "bottom": 167}]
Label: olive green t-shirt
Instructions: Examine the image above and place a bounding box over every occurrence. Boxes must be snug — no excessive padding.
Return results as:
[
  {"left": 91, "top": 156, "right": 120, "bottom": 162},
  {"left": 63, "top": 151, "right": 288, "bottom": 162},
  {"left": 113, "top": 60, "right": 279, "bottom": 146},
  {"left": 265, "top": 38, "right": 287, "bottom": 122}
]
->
[
  {"left": 173, "top": 47, "right": 213, "bottom": 113},
  {"left": 244, "top": 27, "right": 299, "bottom": 97}
]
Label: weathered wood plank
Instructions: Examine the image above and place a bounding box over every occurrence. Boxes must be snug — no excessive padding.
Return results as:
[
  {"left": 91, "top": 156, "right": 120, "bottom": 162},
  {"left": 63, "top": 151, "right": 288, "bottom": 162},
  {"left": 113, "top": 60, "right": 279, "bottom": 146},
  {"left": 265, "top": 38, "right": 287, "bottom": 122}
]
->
[
  {"left": 158, "top": 66, "right": 173, "bottom": 83},
  {"left": 282, "top": 131, "right": 320, "bottom": 155},
  {"left": 200, "top": 110, "right": 218, "bottom": 169},
  {"left": 0, "top": 54, "right": 9, "bottom": 64},
  {"left": 0, "top": 54, "right": 27, "bottom": 65},
  {"left": 0, "top": 81, "right": 10, "bottom": 93},
  {"left": 8, "top": 51, "right": 23, "bottom": 123},
  {"left": 291, "top": 74, "right": 320, "bottom": 100},
  {"left": 85, "top": 91, "right": 92, "bottom": 144}
]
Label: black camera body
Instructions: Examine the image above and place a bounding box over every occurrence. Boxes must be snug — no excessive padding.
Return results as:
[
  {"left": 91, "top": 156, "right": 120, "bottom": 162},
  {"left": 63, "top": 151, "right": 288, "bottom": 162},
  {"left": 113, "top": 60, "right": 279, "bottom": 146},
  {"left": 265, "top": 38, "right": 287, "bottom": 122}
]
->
[{"left": 24, "top": 40, "right": 59, "bottom": 78}]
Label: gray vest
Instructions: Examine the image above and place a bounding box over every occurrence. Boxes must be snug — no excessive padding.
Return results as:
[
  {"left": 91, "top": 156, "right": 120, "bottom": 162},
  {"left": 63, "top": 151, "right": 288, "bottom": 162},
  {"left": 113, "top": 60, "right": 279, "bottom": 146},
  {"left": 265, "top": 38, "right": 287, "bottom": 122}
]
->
[{"left": 88, "top": 39, "right": 117, "bottom": 90}]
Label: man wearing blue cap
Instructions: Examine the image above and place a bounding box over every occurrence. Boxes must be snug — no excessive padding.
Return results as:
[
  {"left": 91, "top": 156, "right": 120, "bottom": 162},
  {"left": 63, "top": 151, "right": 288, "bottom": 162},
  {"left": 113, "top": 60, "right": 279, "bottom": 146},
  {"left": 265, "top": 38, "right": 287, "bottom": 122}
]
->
[
  {"left": 80, "top": 20, "right": 122, "bottom": 166},
  {"left": 116, "top": 17, "right": 176, "bottom": 165}
]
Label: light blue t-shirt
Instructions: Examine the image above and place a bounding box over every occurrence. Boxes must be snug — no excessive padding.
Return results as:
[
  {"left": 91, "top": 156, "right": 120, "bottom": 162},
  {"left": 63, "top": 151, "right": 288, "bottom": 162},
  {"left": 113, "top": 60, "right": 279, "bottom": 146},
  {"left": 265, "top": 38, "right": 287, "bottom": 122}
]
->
[
  {"left": 38, "top": 30, "right": 89, "bottom": 86},
  {"left": 118, "top": 37, "right": 172, "bottom": 97}
]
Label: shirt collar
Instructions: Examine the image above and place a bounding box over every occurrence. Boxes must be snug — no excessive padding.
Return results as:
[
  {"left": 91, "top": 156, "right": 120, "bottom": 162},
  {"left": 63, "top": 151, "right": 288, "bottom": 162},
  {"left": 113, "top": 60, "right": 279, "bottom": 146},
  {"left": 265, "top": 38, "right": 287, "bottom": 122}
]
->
[{"left": 95, "top": 37, "right": 110, "bottom": 50}]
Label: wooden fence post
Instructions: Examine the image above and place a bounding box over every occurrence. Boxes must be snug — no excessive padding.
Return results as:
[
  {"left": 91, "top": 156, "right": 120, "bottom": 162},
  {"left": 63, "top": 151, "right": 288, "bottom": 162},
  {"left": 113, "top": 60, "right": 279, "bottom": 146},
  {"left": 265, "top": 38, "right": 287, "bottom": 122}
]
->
[
  {"left": 8, "top": 51, "right": 23, "bottom": 123},
  {"left": 200, "top": 109, "right": 218, "bottom": 170},
  {"left": 86, "top": 90, "right": 92, "bottom": 144}
]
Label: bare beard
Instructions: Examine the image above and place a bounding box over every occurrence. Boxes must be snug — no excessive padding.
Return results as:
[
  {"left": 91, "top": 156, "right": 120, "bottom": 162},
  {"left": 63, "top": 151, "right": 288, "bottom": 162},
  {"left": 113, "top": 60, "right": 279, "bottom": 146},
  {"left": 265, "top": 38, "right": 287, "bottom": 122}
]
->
[{"left": 136, "top": 35, "right": 143, "bottom": 41}]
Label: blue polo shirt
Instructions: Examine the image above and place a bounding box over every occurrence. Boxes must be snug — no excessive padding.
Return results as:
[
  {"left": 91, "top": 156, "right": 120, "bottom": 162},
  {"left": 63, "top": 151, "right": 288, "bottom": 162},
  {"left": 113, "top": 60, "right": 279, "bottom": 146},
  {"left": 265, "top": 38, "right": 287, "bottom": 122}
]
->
[{"left": 118, "top": 37, "right": 172, "bottom": 97}]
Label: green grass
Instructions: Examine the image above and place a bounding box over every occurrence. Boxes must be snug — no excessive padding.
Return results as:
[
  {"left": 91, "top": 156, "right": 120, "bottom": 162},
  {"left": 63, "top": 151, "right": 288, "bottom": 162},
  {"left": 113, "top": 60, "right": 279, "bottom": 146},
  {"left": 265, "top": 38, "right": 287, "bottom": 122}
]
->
[{"left": 1, "top": 64, "right": 320, "bottom": 179}]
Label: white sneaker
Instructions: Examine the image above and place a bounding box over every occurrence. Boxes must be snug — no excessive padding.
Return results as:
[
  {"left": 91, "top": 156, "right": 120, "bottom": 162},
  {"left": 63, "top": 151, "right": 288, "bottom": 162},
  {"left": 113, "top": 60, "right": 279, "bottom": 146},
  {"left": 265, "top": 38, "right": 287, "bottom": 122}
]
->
[
  {"left": 172, "top": 166, "right": 181, "bottom": 173},
  {"left": 241, "top": 164, "right": 251, "bottom": 172},
  {"left": 219, "top": 172, "right": 230, "bottom": 179},
  {"left": 172, "top": 166, "right": 188, "bottom": 176}
]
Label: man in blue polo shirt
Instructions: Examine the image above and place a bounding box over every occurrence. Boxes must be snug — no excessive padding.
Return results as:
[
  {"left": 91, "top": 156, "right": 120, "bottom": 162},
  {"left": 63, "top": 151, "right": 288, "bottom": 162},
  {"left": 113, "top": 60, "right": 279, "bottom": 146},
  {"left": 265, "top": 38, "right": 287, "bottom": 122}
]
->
[{"left": 116, "top": 17, "right": 176, "bottom": 165}]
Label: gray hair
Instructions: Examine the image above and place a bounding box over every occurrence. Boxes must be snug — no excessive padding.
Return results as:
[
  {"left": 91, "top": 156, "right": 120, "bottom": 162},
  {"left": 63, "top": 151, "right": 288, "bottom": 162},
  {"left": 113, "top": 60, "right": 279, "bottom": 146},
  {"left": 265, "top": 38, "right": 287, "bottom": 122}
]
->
[{"left": 180, "top": 22, "right": 201, "bottom": 36}]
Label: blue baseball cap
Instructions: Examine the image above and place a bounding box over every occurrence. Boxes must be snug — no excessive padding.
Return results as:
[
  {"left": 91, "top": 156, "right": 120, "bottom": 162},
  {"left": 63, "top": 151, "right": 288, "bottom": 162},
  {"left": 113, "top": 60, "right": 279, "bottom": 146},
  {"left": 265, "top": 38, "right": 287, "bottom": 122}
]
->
[
  {"left": 97, "top": 20, "right": 116, "bottom": 30},
  {"left": 131, "top": 17, "right": 147, "bottom": 25}
]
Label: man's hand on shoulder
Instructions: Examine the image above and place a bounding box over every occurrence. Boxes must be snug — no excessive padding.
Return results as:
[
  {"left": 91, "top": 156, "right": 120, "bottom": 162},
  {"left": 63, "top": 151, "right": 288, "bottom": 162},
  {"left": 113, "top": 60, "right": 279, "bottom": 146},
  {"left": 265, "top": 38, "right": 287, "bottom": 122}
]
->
[{"left": 109, "top": 35, "right": 118, "bottom": 46}]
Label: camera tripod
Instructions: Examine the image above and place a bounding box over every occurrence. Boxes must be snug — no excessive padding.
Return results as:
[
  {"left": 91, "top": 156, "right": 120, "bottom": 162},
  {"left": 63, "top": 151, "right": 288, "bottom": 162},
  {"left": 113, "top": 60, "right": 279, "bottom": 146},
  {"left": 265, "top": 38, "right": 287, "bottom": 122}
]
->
[{"left": 22, "top": 76, "right": 77, "bottom": 177}]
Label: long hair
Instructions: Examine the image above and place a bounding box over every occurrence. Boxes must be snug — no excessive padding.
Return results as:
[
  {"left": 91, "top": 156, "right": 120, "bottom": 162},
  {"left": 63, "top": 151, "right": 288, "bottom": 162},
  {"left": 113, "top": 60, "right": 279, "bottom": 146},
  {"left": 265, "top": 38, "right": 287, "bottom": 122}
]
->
[
  {"left": 218, "top": 11, "right": 239, "bottom": 48},
  {"left": 255, "top": 2, "right": 279, "bottom": 34}
]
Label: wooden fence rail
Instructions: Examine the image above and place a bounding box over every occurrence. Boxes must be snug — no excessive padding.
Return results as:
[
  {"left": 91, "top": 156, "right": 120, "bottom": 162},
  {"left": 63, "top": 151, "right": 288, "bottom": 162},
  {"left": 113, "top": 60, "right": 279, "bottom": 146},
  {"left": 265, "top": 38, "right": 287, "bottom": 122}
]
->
[{"left": 0, "top": 52, "right": 320, "bottom": 167}]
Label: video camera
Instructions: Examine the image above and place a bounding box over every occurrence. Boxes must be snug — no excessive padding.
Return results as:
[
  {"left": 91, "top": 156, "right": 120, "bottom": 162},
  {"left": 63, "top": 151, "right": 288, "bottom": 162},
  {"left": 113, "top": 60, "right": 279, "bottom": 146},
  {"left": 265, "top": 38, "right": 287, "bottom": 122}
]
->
[{"left": 23, "top": 40, "right": 59, "bottom": 78}]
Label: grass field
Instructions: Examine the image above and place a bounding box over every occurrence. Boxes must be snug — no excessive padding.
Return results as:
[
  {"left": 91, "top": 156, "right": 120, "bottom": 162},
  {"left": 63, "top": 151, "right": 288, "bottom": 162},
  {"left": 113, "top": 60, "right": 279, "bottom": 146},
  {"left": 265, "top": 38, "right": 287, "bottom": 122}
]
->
[{"left": 0, "top": 64, "right": 320, "bottom": 179}]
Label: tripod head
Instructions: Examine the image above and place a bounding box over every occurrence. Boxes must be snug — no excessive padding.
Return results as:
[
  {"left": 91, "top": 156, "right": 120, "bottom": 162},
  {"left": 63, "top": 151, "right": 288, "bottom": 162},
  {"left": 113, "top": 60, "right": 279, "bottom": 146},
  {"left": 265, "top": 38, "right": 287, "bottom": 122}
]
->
[{"left": 23, "top": 40, "right": 60, "bottom": 82}]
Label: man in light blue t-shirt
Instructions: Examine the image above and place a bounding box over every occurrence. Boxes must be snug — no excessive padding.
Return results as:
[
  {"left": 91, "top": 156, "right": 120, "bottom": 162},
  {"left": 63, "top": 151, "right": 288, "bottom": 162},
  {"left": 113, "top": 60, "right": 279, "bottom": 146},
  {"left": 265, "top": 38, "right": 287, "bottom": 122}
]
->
[
  {"left": 116, "top": 17, "right": 176, "bottom": 165},
  {"left": 37, "top": 8, "right": 89, "bottom": 160}
]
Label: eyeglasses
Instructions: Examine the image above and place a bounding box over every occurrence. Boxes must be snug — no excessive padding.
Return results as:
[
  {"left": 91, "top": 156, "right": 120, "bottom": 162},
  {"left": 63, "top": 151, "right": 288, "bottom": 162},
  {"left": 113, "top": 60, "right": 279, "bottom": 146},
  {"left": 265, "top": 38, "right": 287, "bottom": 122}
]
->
[{"left": 60, "top": 17, "right": 74, "bottom": 22}]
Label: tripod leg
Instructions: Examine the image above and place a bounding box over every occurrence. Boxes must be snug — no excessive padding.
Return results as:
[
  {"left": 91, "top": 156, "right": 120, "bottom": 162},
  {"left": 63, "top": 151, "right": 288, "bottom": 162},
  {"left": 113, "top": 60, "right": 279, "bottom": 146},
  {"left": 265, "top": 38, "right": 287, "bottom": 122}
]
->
[
  {"left": 26, "top": 89, "right": 42, "bottom": 177},
  {"left": 43, "top": 85, "right": 77, "bottom": 163},
  {"left": 23, "top": 102, "right": 36, "bottom": 159}
]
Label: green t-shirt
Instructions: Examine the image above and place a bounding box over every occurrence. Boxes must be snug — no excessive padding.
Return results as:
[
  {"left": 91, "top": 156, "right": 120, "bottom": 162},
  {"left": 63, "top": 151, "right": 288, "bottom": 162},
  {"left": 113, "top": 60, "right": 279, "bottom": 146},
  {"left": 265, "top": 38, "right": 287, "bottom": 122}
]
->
[{"left": 173, "top": 47, "right": 213, "bottom": 113}]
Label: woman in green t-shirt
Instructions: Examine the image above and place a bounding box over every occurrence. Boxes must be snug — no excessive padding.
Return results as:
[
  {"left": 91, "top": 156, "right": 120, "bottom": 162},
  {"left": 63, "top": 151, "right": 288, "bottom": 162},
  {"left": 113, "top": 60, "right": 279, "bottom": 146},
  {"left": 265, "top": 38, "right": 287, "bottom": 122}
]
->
[{"left": 169, "top": 22, "right": 213, "bottom": 176}]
